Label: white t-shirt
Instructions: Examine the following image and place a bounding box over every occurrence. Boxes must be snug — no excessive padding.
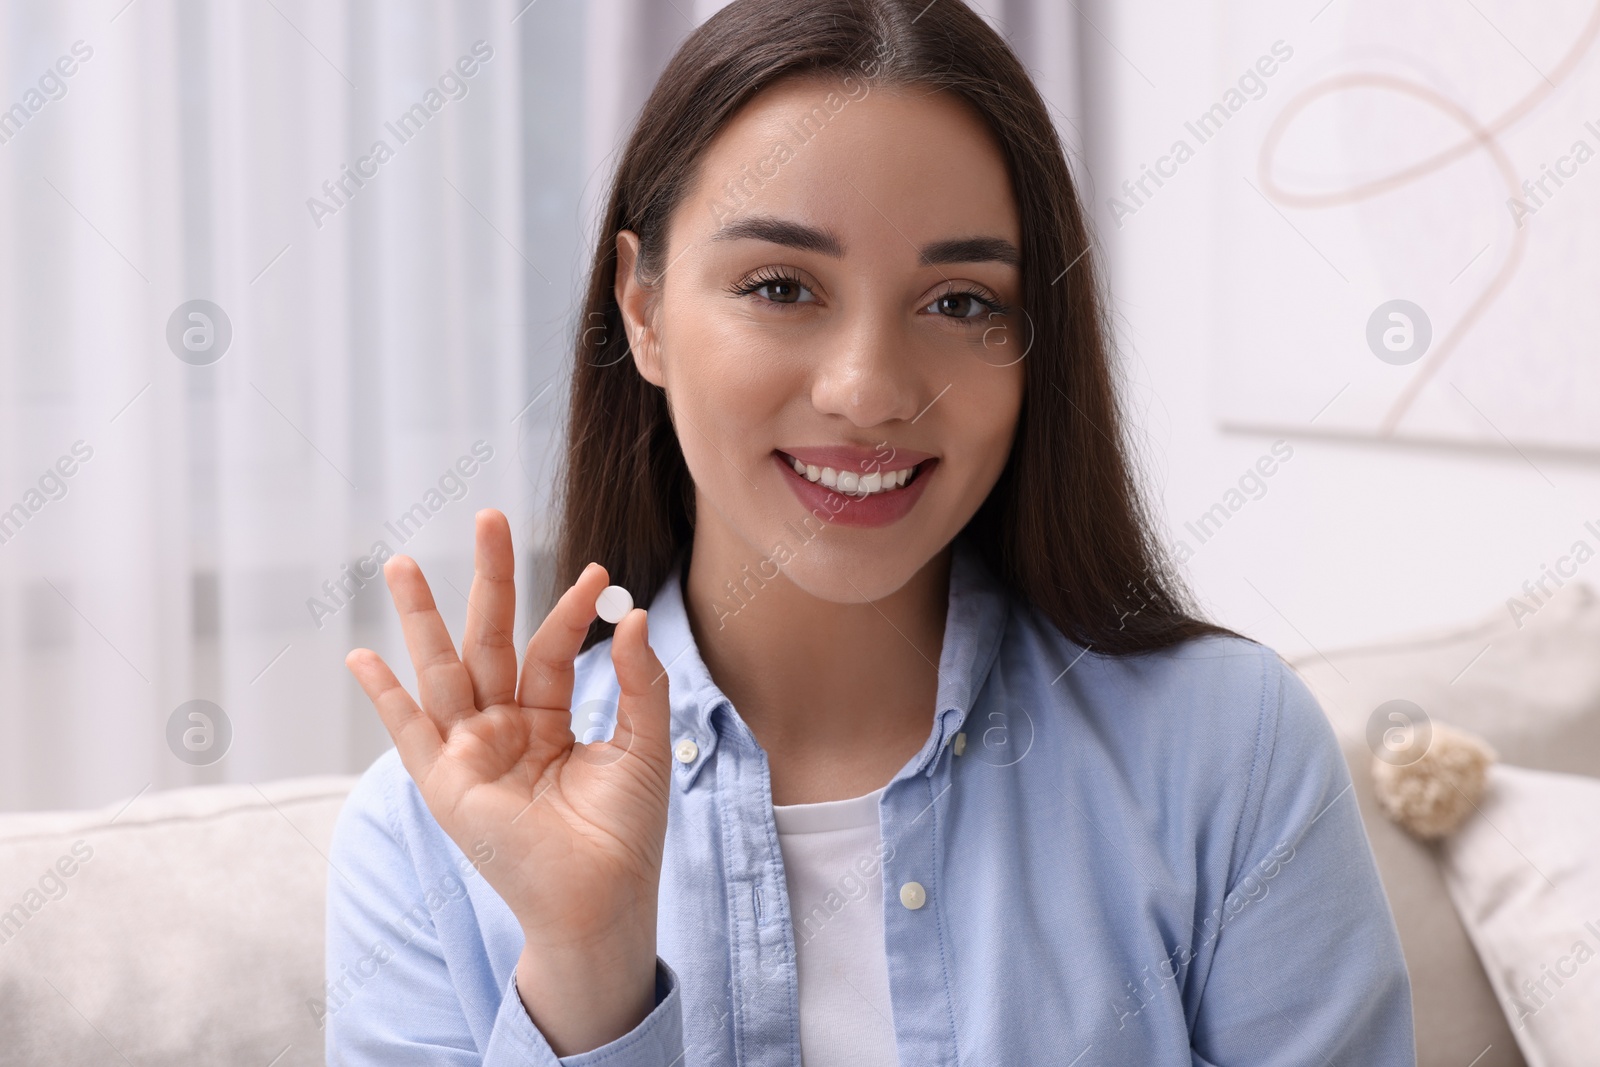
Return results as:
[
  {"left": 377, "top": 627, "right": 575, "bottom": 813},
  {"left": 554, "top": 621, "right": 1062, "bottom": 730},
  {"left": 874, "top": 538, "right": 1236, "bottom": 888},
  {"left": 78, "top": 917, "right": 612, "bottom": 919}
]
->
[{"left": 771, "top": 784, "right": 899, "bottom": 1066}]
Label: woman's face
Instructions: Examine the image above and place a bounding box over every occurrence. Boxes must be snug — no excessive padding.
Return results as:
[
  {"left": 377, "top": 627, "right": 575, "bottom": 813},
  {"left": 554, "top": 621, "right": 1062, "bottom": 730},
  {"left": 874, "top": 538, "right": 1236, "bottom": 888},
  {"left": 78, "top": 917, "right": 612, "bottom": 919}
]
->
[{"left": 616, "top": 74, "right": 1026, "bottom": 603}]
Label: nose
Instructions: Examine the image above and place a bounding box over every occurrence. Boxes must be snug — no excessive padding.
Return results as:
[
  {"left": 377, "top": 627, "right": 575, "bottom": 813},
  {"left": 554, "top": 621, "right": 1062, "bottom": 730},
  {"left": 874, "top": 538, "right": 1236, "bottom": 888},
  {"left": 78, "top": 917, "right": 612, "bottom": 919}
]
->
[{"left": 809, "top": 309, "right": 923, "bottom": 428}]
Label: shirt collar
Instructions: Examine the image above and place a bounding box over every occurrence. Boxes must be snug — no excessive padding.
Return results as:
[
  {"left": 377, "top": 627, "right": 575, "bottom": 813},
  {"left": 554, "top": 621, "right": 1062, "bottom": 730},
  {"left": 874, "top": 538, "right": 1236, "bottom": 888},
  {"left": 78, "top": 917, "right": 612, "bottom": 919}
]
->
[{"left": 642, "top": 535, "right": 1011, "bottom": 789}]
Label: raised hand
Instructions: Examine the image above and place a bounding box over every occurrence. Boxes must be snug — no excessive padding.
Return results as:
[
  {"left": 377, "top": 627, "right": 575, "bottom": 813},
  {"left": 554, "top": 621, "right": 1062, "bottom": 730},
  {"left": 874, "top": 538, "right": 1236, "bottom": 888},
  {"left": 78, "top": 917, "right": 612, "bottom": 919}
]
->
[{"left": 345, "top": 508, "right": 672, "bottom": 1053}]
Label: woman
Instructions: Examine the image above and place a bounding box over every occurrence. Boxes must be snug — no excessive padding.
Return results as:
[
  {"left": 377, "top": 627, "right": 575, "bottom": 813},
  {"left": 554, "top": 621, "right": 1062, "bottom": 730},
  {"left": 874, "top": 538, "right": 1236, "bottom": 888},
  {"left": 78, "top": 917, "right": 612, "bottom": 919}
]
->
[{"left": 327, "top": 1, "right": 1415, "bottom": 1063}]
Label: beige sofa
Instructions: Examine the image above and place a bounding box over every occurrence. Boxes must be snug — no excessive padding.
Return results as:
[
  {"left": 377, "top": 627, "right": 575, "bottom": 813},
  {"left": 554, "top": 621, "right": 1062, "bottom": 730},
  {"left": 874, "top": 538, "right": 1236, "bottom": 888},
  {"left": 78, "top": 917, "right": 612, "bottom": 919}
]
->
[
  {"left": 0, "top": 776, "right": 352, "bottom": 1066},
  {"left": 4, "top": 587, "right": 1597, "bottom": 1065}
]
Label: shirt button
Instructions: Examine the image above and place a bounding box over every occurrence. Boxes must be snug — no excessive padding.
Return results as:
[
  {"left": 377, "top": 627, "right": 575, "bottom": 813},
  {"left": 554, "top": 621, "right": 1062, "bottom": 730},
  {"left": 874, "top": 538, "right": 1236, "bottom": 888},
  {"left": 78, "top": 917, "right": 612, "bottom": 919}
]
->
[
  {"left": 953, "top": 732, "right": 967, "bottom": 756},
  {"left": 899, "top": 881, "right": 927, "bottom": 910},
  {"left": 674, "top": 738, "right": 699, "bottom": 764}
]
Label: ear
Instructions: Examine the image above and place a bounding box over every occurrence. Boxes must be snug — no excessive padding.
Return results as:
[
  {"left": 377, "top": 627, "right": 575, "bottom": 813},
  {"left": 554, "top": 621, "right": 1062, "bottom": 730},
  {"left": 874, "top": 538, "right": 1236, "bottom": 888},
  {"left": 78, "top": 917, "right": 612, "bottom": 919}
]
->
[{"left": 614, "top": 230, "right": 665, "bottom": 388}]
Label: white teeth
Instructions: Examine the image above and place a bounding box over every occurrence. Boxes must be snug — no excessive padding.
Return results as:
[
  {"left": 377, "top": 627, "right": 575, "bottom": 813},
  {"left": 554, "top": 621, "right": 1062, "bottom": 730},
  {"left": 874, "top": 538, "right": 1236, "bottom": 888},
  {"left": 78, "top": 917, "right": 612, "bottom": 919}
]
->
[{"left": 783, "top": 455, "right": 920, "bottom": 496}]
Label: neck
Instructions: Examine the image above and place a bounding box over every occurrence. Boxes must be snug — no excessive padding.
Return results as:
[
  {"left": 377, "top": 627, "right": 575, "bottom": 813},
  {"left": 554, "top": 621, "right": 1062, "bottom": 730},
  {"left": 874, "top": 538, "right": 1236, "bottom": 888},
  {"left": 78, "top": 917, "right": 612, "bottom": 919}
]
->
[{"left": 682, "top": 517, "right": 950, "bottom": 804}]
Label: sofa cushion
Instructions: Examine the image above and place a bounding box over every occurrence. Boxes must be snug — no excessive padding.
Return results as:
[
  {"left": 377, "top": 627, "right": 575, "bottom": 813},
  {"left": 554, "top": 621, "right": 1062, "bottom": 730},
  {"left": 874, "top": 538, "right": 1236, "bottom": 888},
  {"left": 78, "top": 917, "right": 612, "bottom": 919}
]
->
[
  {"left": 1440, "top": 763, "right": 1600, "bottom": 1066},
  {"left": 0, "top": 775, "right": 357, "bottom": 1067}
]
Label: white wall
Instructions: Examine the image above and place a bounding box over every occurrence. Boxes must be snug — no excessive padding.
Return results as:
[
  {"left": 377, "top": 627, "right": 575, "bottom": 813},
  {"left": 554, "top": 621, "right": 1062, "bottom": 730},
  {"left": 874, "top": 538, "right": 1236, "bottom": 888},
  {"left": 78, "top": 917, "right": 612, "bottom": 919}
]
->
[{"left": 1088, "top": 0, "right": 1600, "bottom": 660}]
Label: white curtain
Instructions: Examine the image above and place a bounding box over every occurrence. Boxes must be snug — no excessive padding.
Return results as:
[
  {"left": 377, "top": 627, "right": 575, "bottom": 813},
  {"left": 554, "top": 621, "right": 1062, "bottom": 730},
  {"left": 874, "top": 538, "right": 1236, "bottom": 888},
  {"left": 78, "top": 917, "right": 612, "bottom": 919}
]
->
[
  {"left": 0, "top": 0, "right": 570, "bottom": 812},
  {"left": 0, "top": 0, "right": 1083, "bottom": 813}
]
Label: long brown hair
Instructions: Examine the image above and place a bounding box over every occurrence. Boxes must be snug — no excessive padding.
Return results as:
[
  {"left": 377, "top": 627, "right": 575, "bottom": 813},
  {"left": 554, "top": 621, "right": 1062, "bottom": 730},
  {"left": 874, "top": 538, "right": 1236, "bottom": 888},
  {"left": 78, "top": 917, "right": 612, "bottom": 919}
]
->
[{"left": 554, "top": 0, "right": 1244, "bottom": 656}]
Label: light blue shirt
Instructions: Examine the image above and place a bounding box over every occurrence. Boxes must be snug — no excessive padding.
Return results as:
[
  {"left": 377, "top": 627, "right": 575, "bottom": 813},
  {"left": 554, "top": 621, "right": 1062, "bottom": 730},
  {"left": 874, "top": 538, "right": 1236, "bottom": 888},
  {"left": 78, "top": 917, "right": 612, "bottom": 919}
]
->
[{"left": 325, "top": 538, "right": 1415, "bottom": 1065}]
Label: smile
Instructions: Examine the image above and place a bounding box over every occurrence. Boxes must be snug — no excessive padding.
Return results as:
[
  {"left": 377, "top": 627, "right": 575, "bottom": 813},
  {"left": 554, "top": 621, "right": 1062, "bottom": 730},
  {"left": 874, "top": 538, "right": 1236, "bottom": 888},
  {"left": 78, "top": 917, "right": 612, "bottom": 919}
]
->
[
  {"left": 771, "top": 448, "right": 937, "bottom": 529},
  {"left": 779, "top": 453, "right": 921, "bottom": 497}
]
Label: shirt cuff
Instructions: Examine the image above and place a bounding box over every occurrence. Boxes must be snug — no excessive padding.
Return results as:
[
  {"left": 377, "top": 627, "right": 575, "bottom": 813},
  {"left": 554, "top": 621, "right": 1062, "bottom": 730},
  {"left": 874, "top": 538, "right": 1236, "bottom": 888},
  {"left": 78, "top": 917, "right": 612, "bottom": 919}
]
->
[{"left": 483, "top": 957, "right": 685, "bottom": 1067}]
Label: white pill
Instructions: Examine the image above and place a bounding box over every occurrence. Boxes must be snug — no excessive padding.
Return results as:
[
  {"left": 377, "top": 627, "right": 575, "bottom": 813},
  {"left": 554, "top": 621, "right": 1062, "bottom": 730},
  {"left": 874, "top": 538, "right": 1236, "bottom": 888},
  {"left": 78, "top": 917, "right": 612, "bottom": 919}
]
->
[{"left": 595, "top": 585, "right": 633, "bottom": 624}]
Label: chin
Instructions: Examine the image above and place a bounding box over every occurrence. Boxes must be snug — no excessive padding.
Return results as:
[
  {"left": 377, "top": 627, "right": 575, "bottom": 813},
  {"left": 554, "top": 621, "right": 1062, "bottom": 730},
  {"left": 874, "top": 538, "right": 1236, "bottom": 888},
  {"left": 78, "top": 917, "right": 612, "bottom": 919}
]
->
[
  {"left": 785, "top": 555, "right": 920, "bottom": 605},
  {"left": 767, "top": 522, "right": 943, "bottom": 605}
]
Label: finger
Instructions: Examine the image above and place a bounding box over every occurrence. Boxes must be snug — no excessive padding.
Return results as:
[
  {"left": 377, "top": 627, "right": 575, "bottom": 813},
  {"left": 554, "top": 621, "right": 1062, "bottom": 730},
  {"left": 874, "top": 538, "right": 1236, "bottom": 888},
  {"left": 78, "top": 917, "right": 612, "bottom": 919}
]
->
[
  {"left": 516, "top": 561, "right": 610, "bottom": 712},
  {"left": 461, "top": 510, "right": 519, "bottom": 709},
  {"left": 345, "top": 648, "right": 444, "bottom": 781},
  {"left": 384, "top": 554, "right": 479, "bottom": 733},
  {"left": 606, "top": 608, "right": 672, "bottom": 777}
]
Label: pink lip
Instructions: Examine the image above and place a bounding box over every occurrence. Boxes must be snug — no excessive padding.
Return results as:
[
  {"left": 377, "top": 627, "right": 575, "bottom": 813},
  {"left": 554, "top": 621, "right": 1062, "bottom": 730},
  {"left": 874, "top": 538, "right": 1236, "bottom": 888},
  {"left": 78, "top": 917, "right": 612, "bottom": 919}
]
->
[{"left": 771, "top": 449, "right": 937, "bottom": 529}]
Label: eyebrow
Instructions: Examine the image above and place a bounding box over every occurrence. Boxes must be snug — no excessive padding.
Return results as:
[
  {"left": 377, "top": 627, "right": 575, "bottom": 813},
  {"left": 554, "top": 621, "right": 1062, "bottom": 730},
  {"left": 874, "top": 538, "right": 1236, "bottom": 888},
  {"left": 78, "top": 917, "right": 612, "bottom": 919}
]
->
[{"left": 710, "top": 214, "right": 1021, "bottom": 268}]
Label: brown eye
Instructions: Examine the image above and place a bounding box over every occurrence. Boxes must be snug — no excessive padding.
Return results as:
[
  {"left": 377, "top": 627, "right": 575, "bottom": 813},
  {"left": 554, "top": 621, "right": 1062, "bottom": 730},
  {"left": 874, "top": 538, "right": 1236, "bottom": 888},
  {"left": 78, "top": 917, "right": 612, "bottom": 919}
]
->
[
  {"left": 928, "top": 291, "right": 996, "bottom": 320},
  {"left": 758, "top": 279, "right": 804, "bottom": 304},
  {"left": 730, "top": 270, "right": 818, "bottom": 305},
  {"left": 938, "top": 293, "right": 978, "bottom": 317}
]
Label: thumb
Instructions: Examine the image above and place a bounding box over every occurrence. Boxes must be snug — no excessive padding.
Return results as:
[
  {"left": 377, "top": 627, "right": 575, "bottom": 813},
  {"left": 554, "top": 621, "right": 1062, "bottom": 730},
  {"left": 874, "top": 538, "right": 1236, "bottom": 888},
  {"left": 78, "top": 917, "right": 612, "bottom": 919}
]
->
[{"left": 607, "top": 608, "right": 674, "bottom": 778}]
